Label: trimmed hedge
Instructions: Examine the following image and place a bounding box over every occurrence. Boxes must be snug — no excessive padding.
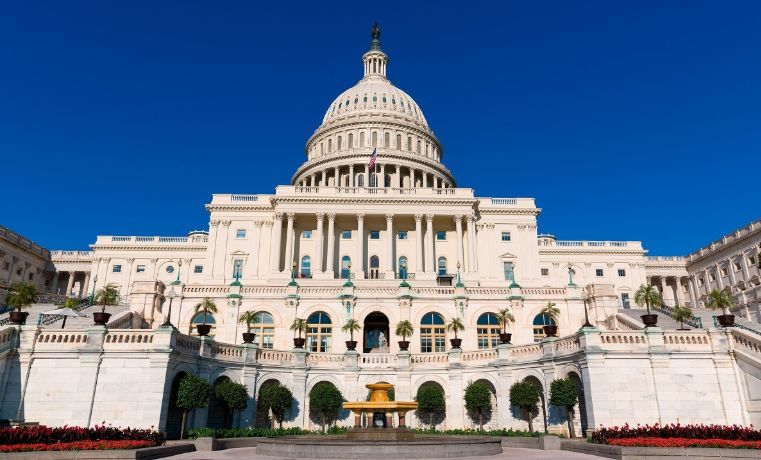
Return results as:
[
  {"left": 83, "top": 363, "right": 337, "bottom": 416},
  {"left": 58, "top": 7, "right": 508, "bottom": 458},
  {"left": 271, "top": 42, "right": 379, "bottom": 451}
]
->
[
  {"left": 187, "top": 426, "right": 347, "bottom": 439},
  {"left": 412, "top": 428, "right": 542, "bottom": 437}
]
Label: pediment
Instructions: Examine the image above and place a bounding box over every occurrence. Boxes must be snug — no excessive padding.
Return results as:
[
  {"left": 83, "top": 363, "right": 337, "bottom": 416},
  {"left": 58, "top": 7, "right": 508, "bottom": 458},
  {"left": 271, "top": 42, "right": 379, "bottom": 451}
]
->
[
  {"left": 499, "top": 252, "right": 517, "bottom": 259},
  {"left": 230, "top": 250, "right": 249, "bottom": 256}
]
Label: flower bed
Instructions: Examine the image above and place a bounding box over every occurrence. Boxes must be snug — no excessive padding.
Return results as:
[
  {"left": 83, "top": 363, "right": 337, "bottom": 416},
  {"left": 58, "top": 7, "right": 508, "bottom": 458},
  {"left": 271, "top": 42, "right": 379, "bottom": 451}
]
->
[
  {"left": 591, "top": 423, "right": 761, "bottom": 449},
  {"left": 0, "top": 424, "right": 165, "bottom": 452},
  {"left": 1, "top": 440, "right": 155, "bottom": 453},
  {"left": 607, "top": 437, "right": 761, "bottom": 449},
  {"left": 187, "top": 426, "right": 540, "bottom": 439}
]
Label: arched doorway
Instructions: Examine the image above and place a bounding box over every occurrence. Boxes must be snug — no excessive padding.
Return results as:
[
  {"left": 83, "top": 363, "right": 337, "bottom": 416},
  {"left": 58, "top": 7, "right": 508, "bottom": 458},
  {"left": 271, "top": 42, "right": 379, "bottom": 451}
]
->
[
  {"left": 255, "top": 379, "right": 281, "bottom": 428},
  {"left": 523, "top": 376, "right": 547, "bottom": 433},
  {"left": 165, "top": 371, "right": 187, "bottom": 439},
  {"left": 207, "top": 376, "right": 232, "bottom": 429},
  {"left": 469, "top": 379, "right": 498, "bottom": 430},
  {"left": 369, "top": 255, "right": 380, "bottom": 279},
  {"left": 414, "top": 381, "right": 446, "bottom": 429},
  {"left": 567, "top": 372, "right": 588, "bottom": 437},
  {"left": 363, "top": 312, "right": 390, "bottom": 353}
]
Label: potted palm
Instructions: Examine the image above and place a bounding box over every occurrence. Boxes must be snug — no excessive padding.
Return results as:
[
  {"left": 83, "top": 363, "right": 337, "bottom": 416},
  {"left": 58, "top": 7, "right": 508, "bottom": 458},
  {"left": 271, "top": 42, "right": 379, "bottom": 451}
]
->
[
  {"left": 193, "top": 298, "right": 217, "bottom": 336},
  {"left": 634, "top": 284, "right": 662, "bottom": 327},
  {"left": 342, "top": 318, "right": 361, "bottom": 351},
  {"left": 447, "top": 317, "right": 464, "bottom": 348},
  {"left": 290, "top": 318, "right": 307, "bottom": 348},
  {"left": 671, "top": 304, "right": 693, "bottom": 330},
  {"left": 395, "top": 320, "right": 414, "bottom": 351},
  {"left": 238, "top": 310, "right": 258, "bottom": 343},
  {"left": 707, "top": 289, "right": 735, "bottom": 327},
  {"left": 496, "top": 308, "right": 515, "bottom": 344},
  {"left": 93, "top": 283, "right": 119, "bottom": 325},
  {"left": 540, "top": 302, "right": 560, "bottom": 337},
  {"left": 6, "top": 282, "right": 37, "bottom": 325}
]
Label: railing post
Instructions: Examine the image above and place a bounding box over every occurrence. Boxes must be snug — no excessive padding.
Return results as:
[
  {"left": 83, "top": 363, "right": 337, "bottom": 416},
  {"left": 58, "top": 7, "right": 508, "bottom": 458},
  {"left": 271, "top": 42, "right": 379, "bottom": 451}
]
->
[{"left": 344, "top": 349, "right": 358, "bottom": 371}]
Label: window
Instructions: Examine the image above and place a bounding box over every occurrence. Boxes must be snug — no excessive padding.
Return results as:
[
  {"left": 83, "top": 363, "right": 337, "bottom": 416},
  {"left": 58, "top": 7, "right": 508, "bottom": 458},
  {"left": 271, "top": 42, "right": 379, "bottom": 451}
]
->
[
  {"left": 503, "top": 262, "right": 514, "bottom": 281},
  {"left": 250, "top": 312, "right": 275, "bottom": 349},
  {"left": 190, "top": 312, "right": 215, "bottom": 337},
  {"left": 437, "top": 257, "right": 448, "bottom": 276},
  {"left": 621, "top": 293, "right": 631, "bottom": 309},
  {"left": 302, "top": 230, "right": 312, "bottom": 239},
  {"left": 501, "top": 232, "right": 511, "bottom": 241},
  {"left": 341, "top": 230, "right": 352, "bottom": 239},
  {"left": 301, "top": 255, "right": 312, "bottom": 278},
  {"left": 369, "top": 255, "right": 380, "bottom": 279},
  {"left": 420, "top": 312, "right": 446, "bottom": 352},
  {"left": 370, "top": 230, "right": 380, "bottom": 240},
  {"left": 341, "top": 256, "right": 352, "bottom": 279},
  {"left": 398, "top": 256, "right": 408, "bottom": 279},
  {"left": 307, "top": 311, "right": 332, "bottom": 352},
  {"left": 233, "top": 259, "right": 244, "bottom": 278},
  {"left": 709, "top": 273, "right": 716, "bottom": 281},
  {"left": 3, "top": 262, "right": 9, "bottom": 270},
  {"left": 28, "top": 273, "right": 34, "bottom": 280},
  {"left": 595, "top": 269, "right": 604, "bottom": 277},
  {"left": 136, "top": 265, "right": 146, "bottom": 273},
  {"left": 749, "top": 255, "right": 757, "bottom": 266},
  {"left": 398, "top": 231, "right": 408, "bottom": 240},
  {"left": 436, "top": 231, "right": 446, "bottom": 240},
  {"left": 477, "top": 313, "right": 501, "bottom": 349},
  {"left": 112, "top": 265, "right": 122, "bottom": 273},
  {"left": 236, "top": 229, "right": 247, "bottom": 239},
  {"left": 166, "top": 265, "right": 175, "bottom": 274},
  {"left": 618, "top": 269, "right": 626, "bottom": 277},
  {"left": 698, "top": 278, "right": 705, "bottom": 287},
  {"left": 721, "top": 267, "right": 728, "bottom": 277},
  {"left": 541, "top": 268, "right": 549, "bottom": 276},
  {"left": 194, "top": 265, "right": 203, "bottom": 274},
  {"left": 358, "top": 174, "right": 365, "bottom": 187},
  {"left": 734, "top": 262, "right": 742, "bottom": 272},
  {"left": 370, "top": 173, "right": 378, "bottom": 187},
  {"left": 532, "top": 314, "right": 556, "bottom": 342}
]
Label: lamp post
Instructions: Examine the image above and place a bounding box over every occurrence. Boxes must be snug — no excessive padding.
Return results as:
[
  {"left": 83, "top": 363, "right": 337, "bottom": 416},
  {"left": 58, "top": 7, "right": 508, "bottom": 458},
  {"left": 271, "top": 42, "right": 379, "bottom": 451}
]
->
[
  {"left": 581, "top": 291, "right": 593, "bottom": 328},
  {"left": 291, "top": 260, "right": 297, "bottom": 281},
  {"left": 567, "top": 263, "right": 577, "bottom": 287},
  {"left": 89, "top": 275, "right": 98, "bottom": 306},
  {"left": 163, "top": 286, "right": 177, "bottom": 327},
  {"left": 172, "top": 259, "right": 182, "bottom": 285}
]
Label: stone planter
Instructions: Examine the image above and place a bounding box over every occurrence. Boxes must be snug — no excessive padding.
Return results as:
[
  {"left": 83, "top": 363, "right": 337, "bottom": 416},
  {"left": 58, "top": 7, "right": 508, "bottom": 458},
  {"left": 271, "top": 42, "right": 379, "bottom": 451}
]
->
[
  {"left": 92, "top": 312, "right": 111, "bottom": 326},
  {"left": 450, "top": 338, "right": 462, "bottom": 348},
  {"left": 640, "top": 314, "right": 658, "bottom": 327},
  {"left": 499, "top": 333, "right": 512, "bottom": 344},
  {"left": 196, "top": 324, "right": 212, "bottom": 336},
  {"left": 9, "top": 311, "right": 28, "bottom": 325},
  {"left": 543, "top": 325, "right": 558, "bottom": 337},
  {"left": 345, "top": 340, "right": 357, "bottom": 351},
  {"left": 397, "top": 340, "right": 410, "bottom": 351},
  {"left": 242, "top": 332, "right": 256, "bottom": 343},
  {"left": 293, "top": 337, "right": 306, "bottom": 348},
  {"left": 717, "top": 314, "right": 735, "bottom": 327}
]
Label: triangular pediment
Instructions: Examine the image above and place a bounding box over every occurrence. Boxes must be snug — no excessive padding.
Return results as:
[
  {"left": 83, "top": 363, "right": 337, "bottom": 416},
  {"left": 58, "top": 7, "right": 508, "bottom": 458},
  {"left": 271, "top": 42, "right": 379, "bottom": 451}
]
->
[
  {"left": 230, "top": 250, "right": 249, "bottom": 256},
  {"left": 499, "top": 252, "right": 517, "bottom": 259}
]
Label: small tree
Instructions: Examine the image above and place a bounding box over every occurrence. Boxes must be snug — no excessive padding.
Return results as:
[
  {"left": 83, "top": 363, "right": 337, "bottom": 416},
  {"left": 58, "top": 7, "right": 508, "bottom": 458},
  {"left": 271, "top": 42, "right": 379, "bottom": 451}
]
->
[
  {"left": 464, "top": 380, "right": 492, "bottom": 430},
  {"left": 194, "top": 298, "right": 218, "bottom": 325},
  {"left": 238, "top": 310, "right": 258, "bottom": 334},
  {"left": 496, "top": 308, "right": 515, "bottom": 334},
  {"left": 215, "top": 379, "right": 249, "bottom": 428},
  {"left": 309, "top": 382, "right": 344, "bottom": 432},
  {"left": 94, "top": 283, "right": 119, "bottom": 313},
  {"left": 509, "top": 380, "right": 540, "bottom": 432},
  {"left": 549, "top": 378, "right": 579, "bottom": 438},
  {"left": 290, "top": 318, "right": 307, "bottom": 339},
  {"left": 707, "top": 289, "right": 734, "bottom": 315},
  {"left": 446, "top": 317, "right": 464, "bottom": 340},
  {"left": 540, "top": 302, "right": 560, "bottom": 323},
  {"left": 634, "top": 284, "right": 662, "bottom": 315},
  {"left": 671, "top": 305, "right": 693, "bottom": 330},
  {"left": 342, "top": 318, "right": 361, "bottom": 342},
  {"left": 395, "top": 320, "right": 414, "bottom": 341},
  {"left": 6, "top": 283, "right": 38, "bottom": 312},
  {"left": 258, "top": 383, "right": 293, "bottom": 428},
  {"left": 176, "top": 375, "right": 211, "bottom": 439},
  {"left": 415, "top": 383, "right": 445, "bottom": 430}
]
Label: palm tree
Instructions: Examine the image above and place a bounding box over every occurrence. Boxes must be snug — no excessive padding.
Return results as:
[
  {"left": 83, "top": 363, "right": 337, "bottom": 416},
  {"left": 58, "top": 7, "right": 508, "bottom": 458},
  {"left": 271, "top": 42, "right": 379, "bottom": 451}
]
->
[
  {"left": 496, "top": 308, "right": 515, "bottom": 334},
  {"left": 342, "top": 318, "right": 361, "bottom": 342},
  {"left": 395, "top": 320, "right": 414, "bottom": 341},
  {"left": 707, "top": 289, "right": 734, "bottom": 315},
  {"left": 238, "top": 310, "right": 258, "bottom": 334},
  {"left": 671, "top": 305, "right": 692, "bottom": 330},
  {"left": 94, "top": 283, "right": 120, "bottom": 313},
  {"left": 194, "top": 298, "right": 218, "bottom": 325},
  {"left": 540, "top": 302, "right": 560, "bottom": 322},
  {"left": 446, "top": 317, "right": 465, "bottom": 340},
  {"left": 634, "top": 284, "right": 662, "bottom": 315},
  {"left": 6, "top": 282, "right": 38, "bottom": 312},
  {"left": 290, "top": 318, "right": 307, "bottom": 339}
]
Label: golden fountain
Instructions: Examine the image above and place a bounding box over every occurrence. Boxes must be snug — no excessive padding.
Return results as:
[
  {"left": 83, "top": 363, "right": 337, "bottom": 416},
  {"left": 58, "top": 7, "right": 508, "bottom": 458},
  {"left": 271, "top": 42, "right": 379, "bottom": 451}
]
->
[{"left": 342, "top": 383, "right": 418, "bottom": 439}]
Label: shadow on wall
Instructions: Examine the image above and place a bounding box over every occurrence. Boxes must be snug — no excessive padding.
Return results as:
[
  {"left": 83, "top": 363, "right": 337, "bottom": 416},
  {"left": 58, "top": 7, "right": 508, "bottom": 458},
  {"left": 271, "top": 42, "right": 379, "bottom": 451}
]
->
[{"left": 0, "top": 351, "right": 23, "bottom": 424}]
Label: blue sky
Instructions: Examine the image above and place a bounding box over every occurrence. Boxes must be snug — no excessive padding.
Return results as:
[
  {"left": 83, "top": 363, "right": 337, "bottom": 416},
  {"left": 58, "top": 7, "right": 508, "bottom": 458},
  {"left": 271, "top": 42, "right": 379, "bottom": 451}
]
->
[{"left": 1, "top": 1, "right": 759, "bottom": 255}]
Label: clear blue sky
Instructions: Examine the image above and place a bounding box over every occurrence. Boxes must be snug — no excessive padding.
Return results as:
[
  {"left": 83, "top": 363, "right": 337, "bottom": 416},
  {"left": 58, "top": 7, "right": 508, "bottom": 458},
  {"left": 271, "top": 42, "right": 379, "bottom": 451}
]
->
[{"left": 1, "top": 1, "right": 759, "bottom": 255}]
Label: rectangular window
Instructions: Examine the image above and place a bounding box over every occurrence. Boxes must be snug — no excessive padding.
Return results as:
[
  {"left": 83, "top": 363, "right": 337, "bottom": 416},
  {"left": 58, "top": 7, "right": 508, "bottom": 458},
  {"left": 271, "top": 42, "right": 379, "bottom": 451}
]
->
[
  {"left": 302, "top": 230, "right": 312, "bottom": 239},
  {"left": 136, "top": 265, "right": 146, "bottom": 273},
  {"left": 622, "top": 293, "right": 631, "bottom": 309},
  {"left": 436, "top": 231, "right": 446, "bottom": 240},
  {"left": 699, "top": 278, "right": 705, "bottom": 287},
  {"left": 370, "top": 230, "right": 380, "bottom": 240},
  {"left": 233, "top": 259, "right": 244, "bottom": 278},
  {"left": 503, "top": 262, "right": 514, "bottom": 281},
  {"left": 541, "top": 268, "right": 549, "bottom": 276},
  {"left": 721, "top": 267, "right": 728, "bottom": 277},
  {"left": 341, "top": 230, "right": 352, "bottom": 239},
  {"left": 596, "top": 269, "right": 604, "bottom": 277},
  {"left": 750, "top": 256, "right": 757, "bottom": 266},
  {"left": 3, "top": 262, "right": 9, "bottom": 270},
  {"left": 618, "top": 269, "right": 626, "bottom": 277},
  {"left": 501, "top": 232, "right": 511, "bottom": 241},
  {"left": 397, "top": 231, "right": 408, "bottom": 240},
  {"left": 112, "top": 265, "right": 122, "bottom": 273},
  {"left": 709, "top": 273, "right": 716, "bottom": 281},
  {"left": 236, "top": 229, "right": 247, "bottom": 239},
  {"left": 194, "top": 265, "right": 203, "bottom": 274},
  {"left": 734, "top": 262, "right": 741, "bottom": 271}
]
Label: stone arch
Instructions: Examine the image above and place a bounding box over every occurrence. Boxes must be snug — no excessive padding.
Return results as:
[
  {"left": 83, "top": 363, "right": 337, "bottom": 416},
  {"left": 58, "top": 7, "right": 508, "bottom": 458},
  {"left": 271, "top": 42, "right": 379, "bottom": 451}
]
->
[
  {"left": 467, "top": 378, "right": 498, "bottom": 430},
  {"left": 362, "top": 311, "right": 390, "bottom": 353},
  {"left": 414, "top": 380, "right": 446, "bottom": 429},
  {"left": 412, "top": 306, "right": 450, "bottom": 326},
  {"left": 523, "top": 375, "right": 547, "bottom": 433},
  {"left": 164, "top": 371, "right": 188, "bottom": 440},
  {"left": 566, "top": 371, "right": 588, "bottom": 437},
  {"left": 306, "top": 379, "right": 347, "bottom": 430},
  {"left": 255, "top": 378, "right": 285, "bottom": 428},
  {"left": 468, "top": 304, "right": 503, "bottom": 326}
]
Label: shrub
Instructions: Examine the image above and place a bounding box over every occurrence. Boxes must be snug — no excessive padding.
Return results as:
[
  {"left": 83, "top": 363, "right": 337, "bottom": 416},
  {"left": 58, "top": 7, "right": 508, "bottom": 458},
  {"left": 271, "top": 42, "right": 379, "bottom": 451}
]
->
[
  {"left": 258, "top": 383, "right": 293, "bottom": 429},
  {"left": 415, "top": 383, "right": 445, "bottom": 430},
  {"left": 549, "top": 378, "right": 579, "bottom": 438},
  {"left": 464, "top": 381, "right": 492, "bottom": 430},
  {"left": 215, "top": 379, "right": 249, "bottom": 427},
  {"left": 187, "top": 426, "right": 348, "bottom": 439},
  {"left": 509, "top": 381, "right": 539, "bottom": 432},
  {"left": 309, "top": 382, "right": 344, "bottom": 432},
  {"left": 0, "top": 424, "right": 165, "bottom": 446},
  {"left": 177, "top": 375, "right": 212, "bottom": 439},
  {"left": 0, "top": 440, "right": 155, "bottom": 452},
  {"left": 591, "top": 423, "right": 761, "bottom": 445},
  {"left": 412, "top": 427, "right": 541, "bottom": 437}
]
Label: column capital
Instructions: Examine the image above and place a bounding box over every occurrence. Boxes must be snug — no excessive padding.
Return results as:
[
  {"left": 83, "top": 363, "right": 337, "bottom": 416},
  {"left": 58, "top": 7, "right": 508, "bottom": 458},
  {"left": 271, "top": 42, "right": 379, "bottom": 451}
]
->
[
  {"left": 385, "top": 213, "right": 394, "bottom": 222},
  {"left": 210, "top": 220, "right": 220, "bottom": 227},
  {"left": 254, "top": 220, "right": 264, "bottom": 227},
  {"left": 286, "top": 212, "right": 295, "bottom": 222},
  {"left": 221, "top": 220, "right": 231, "bottom": 227},
  {"left": 327, "top": 212, "right": 336, "bottom": 221},
  {"left": 316, "top": 212, "right": 325, "bottom": 221},
  {"left": 274, "top": 212, "right": 284, "bottom": 221},
  {"left": 414, "top": 214, "right": 423, "bottom": 222},
  {"left": 453, "top": 214, "right": 463, "bottom": 223},
  {"left": 467, "top": 214, "right": 476, "bottom": 223},
  {"left": 357, "top": 212, "right": 365, "bottom": 221},
  {"left": 425, "top": 214, "right": 434, "bottom": 223}
]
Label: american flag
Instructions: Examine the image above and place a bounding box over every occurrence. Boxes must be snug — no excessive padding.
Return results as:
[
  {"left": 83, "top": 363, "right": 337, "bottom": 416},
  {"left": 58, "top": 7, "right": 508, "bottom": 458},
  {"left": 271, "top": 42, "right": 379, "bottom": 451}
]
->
[{"left": 367, "top": 148, "right": 377, "bottom": 169}]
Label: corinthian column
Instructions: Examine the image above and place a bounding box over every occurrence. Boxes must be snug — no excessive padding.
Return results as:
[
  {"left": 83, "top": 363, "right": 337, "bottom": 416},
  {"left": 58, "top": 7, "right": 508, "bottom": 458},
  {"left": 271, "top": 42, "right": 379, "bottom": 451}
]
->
[
  {"left": 284, "top": 213, "right": 295, "bottom": 273},
  {"left": 356, "top": 213, "right": 365, "bottom": 278},
  {"left": 425, "top": 214, "right": 434, "bottom": 274},
  {"left": 326, "top": 213, "right": 336, "bottom": 277},
  {"left": 270, "top": 213, "right": 283, "bottom": 273},
  {"left": 315, "top": 213, "right": 324, "bottom": 274},
  {"left": 415, "top": 214, "right": 423, "bottom": 274},
  {"left": 454, "top": 215, "right": 464, "bottom": 269},
  {"left": 467, "top": 214, "right": 477, "bottom": 273}
]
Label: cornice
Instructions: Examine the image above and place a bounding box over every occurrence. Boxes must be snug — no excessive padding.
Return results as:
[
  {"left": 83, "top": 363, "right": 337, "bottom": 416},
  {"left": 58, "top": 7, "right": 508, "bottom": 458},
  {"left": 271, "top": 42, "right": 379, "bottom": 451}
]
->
[
  {"left": 90, "top": 244, "right": 207, "bottom": 252},
  {"left": 539, "top": 249, "right": 646, "bottom": 256},
  {"left": 270, "top": 196, "right": 477, "bottom": 207}
]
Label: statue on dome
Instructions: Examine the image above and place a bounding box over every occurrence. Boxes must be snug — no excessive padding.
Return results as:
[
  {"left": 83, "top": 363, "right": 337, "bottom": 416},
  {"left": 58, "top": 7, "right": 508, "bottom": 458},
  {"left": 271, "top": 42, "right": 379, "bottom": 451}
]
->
[{"left": 371, "top": 23, "right": 381, "bottom": 41}]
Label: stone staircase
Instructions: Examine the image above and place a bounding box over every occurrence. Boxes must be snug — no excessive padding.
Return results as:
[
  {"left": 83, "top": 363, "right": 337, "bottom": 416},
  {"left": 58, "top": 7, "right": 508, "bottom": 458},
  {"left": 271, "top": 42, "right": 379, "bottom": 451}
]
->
[
  {"left": 0, "top": 302, "right": 129, "bottom": 329},
  {"left": 618, "top": 306, "right": 761, "bottom": 336}
]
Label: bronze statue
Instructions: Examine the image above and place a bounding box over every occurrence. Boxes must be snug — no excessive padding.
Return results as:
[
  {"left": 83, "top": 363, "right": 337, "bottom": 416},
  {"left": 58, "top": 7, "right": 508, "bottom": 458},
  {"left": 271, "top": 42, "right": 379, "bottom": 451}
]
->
[{"left": 371, "top": 22, "right": 380, "bottom": 41}]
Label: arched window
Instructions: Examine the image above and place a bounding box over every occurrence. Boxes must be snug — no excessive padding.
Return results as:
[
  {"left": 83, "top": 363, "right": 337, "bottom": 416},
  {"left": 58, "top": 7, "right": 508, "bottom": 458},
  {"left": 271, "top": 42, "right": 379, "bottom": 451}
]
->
[
  {"left": 477, "top": 313, "right": 501, "bottom": 349},
  {"left": 358, "top": 174, "right": 365, "bottom": 187},
  {"left": 372, "top": 132, "right": 378, "bottom": 147},
  {"left": 420, "top": 312, "right": 446, "bottom": 353},
  {"left": 360, "top": 132, "right": 365, "bottom": 147},
  {"left": 348, "top": 133, "right": 354, "bottom": 149},
  {"left": 337, "top": 136, "right": 342, "bottom": 151},
  {"left": 396, "top": 134, "right": 402, "bottom": 150},
  {"left": 398, "top": 256, "right": 408, "bottom": 279},
  {"left": 301, "top": 255, "right": 311, "bottom": 278},
  {"left": 533, "top": 314, "right": 557, "bottom": 342},
  {"left": 384, "top": 132, "right": 390, "bottom": 147},
  {"left": 307, "top": 311, "right": 332, "bottom": 352},
  {"left": 190, "top": 312, "right": 216, "bottom": 337},
  {"left": 250, "top": 312, "right": 274, "bottom": 349},
  {"left": 438, "top": 257, "right": 448, "bottom": 276},
  {"left": 369, "top": 255, "right": 380, "bottom": 279},
  {"left": 341, "top": 256, "right": 352, "bottom": 279}
]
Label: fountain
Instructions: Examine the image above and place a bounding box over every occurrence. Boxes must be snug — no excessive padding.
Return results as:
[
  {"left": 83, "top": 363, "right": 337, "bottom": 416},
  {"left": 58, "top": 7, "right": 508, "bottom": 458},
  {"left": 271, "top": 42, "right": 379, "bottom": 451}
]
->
[{"left": 342, "top": 382, "right": 418, "bottom": 440}]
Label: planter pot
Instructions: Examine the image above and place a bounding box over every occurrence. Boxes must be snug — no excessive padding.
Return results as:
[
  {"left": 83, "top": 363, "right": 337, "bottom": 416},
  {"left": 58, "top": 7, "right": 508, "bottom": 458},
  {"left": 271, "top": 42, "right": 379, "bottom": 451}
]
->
[
  {"left": 450, "top": 338, "right": 462, "bottom": 348},
  {"left": 196, "top": 324, "right": 212, "bottom": 336},
  {"left": 717, "top": 314, "right": 735, "bottom": 327},
  {"left": 92, "top": 312, "right": 111, "bottom": 326},
  {"left": 640, "top": 314, "right": 658, "bottom": 327},
  {"left": 242, "top": 332, "right": 256, "bottom": 343},
  {"left": 499, "top": 333, "right": 512, "bottom": 344},
  {"left": 293, "top": 337, "right": 306, "bottom": 348},
  {"left": 9, "top": 311, "right": 28, "bottom": 325},
  {"left": 345, "top": 340, "right": 357, "bottom": 351},
  {"left": 543, "top": 325, "right": 558, "bottom": 337},
  {"left": 397, "top": 340, "right": 410, "bottom": 351}
]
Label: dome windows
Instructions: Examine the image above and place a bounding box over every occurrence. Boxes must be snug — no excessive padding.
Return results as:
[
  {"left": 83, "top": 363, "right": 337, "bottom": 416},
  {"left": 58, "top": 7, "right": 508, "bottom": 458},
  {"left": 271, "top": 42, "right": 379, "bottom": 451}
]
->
[
  {"left": 364, "top": 96, "right": 368, "bottom": 103},
  {"left": 392, "top": 98, "right": 396, "bottom": 105},
  {"left": 382, "top": 96, "right": 387, "bottom": 103},
  {"left": 354, "top": 97, "right": 358, "bottom": 104},
  {"left": 372, "top": 95, "right": 377, "bottom": 102}
]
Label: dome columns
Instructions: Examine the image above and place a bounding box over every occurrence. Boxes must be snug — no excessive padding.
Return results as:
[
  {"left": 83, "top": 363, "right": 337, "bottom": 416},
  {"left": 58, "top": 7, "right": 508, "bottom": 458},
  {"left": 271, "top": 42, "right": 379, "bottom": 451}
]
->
[{"left": 294, "top": 162, "right": 452, "bottom": 190}]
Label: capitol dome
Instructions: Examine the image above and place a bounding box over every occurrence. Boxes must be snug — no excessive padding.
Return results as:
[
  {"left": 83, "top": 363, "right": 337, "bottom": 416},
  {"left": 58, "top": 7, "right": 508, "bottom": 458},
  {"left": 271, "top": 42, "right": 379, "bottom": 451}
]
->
[{"left": 292, "top": 25, "right": 455, "bottom": 189}]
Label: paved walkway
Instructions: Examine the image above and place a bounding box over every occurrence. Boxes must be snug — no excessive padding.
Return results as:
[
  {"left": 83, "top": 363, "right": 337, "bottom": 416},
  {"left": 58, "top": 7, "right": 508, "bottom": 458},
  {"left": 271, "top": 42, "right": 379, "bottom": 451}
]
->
[{"left": 163, "top": 446, "right": 603, "bottom": 460}]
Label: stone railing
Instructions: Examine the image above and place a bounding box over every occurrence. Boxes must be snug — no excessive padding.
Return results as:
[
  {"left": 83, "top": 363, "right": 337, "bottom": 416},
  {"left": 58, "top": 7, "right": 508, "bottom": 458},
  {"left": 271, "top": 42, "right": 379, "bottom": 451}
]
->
[
  {"left": 663, "top": 331, "right": 711, "bottom": 351},
  {"left": 540, "top": 240, "right": 642, "bottom": 250},
  {"left": 553, "top": 336, "right": 582, "bottom": 356},
  {"left": 480, "top": 197, "right": 536, "bottom": 207},
  {"left": 35, "top": 330, "right": 88, "bottom": 350},
  {"left": 50, "top": 250, "right": 93, "bottom": 261},
  {"left": 461, "top": 349, "right": 498, "bottom": 363},
  {"left": 209, "top": 342, "right": 245, "bottom": 362},
  {"left": 607, "top": 313, "right": 645, "bottom": 331},
  {"left": 103, "top": 330, "right": 154, "bottom": 348},
  {"left": 175, "top": 334, "right": 202, "bottom": 354},
  {"left": 410, "top": 353, "right": 449, "bottom": 367},
  {"left": 279, "top": 186, "right": 476, "bottom": 199},
  {"left": 687, "top": 219, "right": 760, "bottom": 262},
  {"left": 0, "top": 225, "right": 50, "bottom": 258},
  {"left": 106, "top": 311, "right": 134, "bottom": 329},
  {"left": 359, "top": 353, "right": 397, "bottom": 368},
  {"left": 257, "top": 349, "right": 295, "bottom": 365},
  {"left": 598, "top": 331, "right": 649, "bottom": 349},
  {"left": 510, "top": 343, "right": 543, "bottom": 360},
  {"left": 95, "top": 235, "right": 208, "bottom": 245},
  {"left": 307, "top": 353, "right": 346, "bottom": 367},
  {"left": 731, "top": 328, "right": 761, "bottom": 356}
]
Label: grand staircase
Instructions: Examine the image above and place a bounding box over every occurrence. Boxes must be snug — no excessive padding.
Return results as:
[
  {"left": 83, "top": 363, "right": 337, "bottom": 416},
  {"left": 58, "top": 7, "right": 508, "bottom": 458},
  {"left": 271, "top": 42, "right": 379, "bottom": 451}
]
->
[
  {"left": 617, "top": 305, "right": 761, "bottom": 336},
  {"left": 0, "top": 299, "right": 129, "bottom": 329}
]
